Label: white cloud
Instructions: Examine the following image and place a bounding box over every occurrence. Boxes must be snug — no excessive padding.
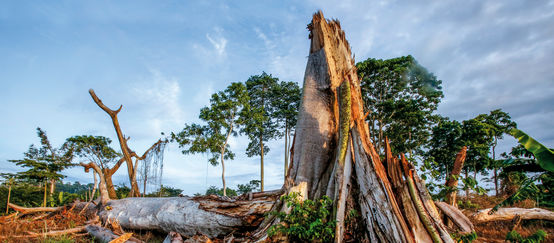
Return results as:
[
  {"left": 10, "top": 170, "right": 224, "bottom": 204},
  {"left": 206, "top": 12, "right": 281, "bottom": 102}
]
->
[
  {"left": 131, "top": 69, "right": 184, "bottom": 135},
  {"left": 206, "top": 28, "right": 227, "bottom": 57}
]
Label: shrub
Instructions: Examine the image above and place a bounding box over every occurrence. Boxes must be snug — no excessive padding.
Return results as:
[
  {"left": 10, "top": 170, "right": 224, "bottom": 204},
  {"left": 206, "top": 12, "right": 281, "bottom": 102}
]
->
[{"left": 268, "top": 193, "right": 335, "bottom": 242}]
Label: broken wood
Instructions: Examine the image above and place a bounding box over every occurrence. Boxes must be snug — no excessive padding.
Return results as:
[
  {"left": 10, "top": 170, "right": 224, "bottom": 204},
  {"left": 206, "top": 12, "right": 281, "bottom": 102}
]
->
[
  {"left": 27, "top": 225, "right": 87, "bottom": 237},
  {"left": 163, "top": 232, "right": 185, "bottom": 243},
  {"left": 445, "top": 146, "right": 467, "bottom": 206},
  {"left": 435, "top": 201, "right": 474, "bottom": 233},
  {"left": 7, "top": 203, "right": 64, "bottom": 215},
  {"left": 472, "top": 207, "right": 554, "bottom": 223},
  {"left": 85, "top": 225, "right": 142, "bottom": 243}
]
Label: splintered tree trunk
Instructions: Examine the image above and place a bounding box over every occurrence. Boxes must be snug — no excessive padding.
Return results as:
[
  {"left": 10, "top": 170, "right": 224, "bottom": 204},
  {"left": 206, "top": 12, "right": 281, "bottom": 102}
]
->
[
  {"left": 266, "top": 11, "right": 454, "bottom": 243},
  {"left": 445, "top": 146, "right": 467, "bottom": 206}
]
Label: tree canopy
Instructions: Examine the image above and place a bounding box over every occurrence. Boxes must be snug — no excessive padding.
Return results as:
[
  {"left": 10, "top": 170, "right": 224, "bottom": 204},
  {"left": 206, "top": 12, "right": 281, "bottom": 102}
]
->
[{"left": 356, "top": 55, "right": 443, "bottom": 157}]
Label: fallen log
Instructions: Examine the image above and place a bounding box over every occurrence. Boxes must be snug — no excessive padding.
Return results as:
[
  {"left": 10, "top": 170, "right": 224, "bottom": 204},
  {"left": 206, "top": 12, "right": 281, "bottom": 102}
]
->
[
  {"left": 28, "top": 225, "right": 87, "bottom": 237},
  {"left": 472, "top": 207, "right": 554, "bottom": 223},
  {"left": 7, "top": 203, "right": 64, "bottom": 215},
  {"left": 98, "top": 196, "right": 274, "bottom": 238},
  {"left": 434, "top": 201, "right": 474, "bottom": 233}
]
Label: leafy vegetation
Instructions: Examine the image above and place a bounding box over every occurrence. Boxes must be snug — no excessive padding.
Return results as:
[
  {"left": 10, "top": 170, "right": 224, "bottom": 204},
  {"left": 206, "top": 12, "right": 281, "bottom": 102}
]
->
[
  {"left": 268, "top": 193, "right": 336, "bottom": 242},
  {"left": 506, "top": 229, "right": 547, "bottom": 243}
]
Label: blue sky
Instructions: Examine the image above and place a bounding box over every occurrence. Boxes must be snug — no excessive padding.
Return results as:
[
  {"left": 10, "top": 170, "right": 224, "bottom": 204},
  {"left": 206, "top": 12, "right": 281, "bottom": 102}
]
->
[{"left": 1, "top": 1, "right": 553, "bottom": 195}]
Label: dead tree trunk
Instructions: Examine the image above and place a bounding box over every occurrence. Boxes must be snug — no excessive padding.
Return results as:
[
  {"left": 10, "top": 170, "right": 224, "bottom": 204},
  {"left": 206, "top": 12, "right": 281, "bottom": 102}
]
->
[{"left": 250, "top": 11, "right": 455, "bottom": 243}]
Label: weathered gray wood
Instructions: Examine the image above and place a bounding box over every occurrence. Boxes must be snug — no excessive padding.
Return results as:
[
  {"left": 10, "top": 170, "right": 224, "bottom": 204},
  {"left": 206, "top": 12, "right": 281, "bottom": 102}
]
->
[
  {"left": 99, "top": 197, "right": 264, "bottom": 238},
  {"left": 352, "top": 130, "right": 410, "bottom": 243},
  {"left": 472, "top": 207, "right": 554, "bottom": 223},
  {"left": 435, "top": 201, "right": 474, "bottom": 233}
]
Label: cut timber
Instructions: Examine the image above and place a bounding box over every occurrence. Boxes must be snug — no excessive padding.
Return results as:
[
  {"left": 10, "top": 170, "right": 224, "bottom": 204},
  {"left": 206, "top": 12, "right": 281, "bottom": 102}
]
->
[
  {"left": 434, "top": 201, "right": 474, "bottom": 233},
  {"left": 98, "top": 197, "right": 274, "bottom": 238},
  {"left": 472, "top": 207, "right": 554, "bottom": 223}
]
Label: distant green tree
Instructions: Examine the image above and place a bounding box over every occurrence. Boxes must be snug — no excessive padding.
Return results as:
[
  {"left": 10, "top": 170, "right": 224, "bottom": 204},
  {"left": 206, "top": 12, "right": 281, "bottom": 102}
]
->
[
  {"left": 426, "top": 117, "right": 464, "bottom": 179},
  {"left": 172, "top": 82, "right": 249, "bottom": 196},
  {"left": 356, "top": 55, "right": 443, "bottom": 157},
  {"left": 476, "top": 109, "right": 517, "bottom": 195},
  {"left": 237, "top": 180, "right": 261, "bottom": 195},
  {"left": 205, "top": 185, "right": 237, "bottom": 197},
  {"left": 9, "top": 128, "right": 74, "bottom": 206},
  {"left": 147, "top": 185, "right": 183, "bottom": 197},
  {"left": 241, "top": 72, "right": 281, "bottom": 191},
  {"left": 63, "top": 135, "right": 121, "bottom": 198},
  {"left": 460, "top": 118, "right": 494, "bottom": 184},
  {"left": 270, "top": 81, "right": 301, "bottom": 179}
]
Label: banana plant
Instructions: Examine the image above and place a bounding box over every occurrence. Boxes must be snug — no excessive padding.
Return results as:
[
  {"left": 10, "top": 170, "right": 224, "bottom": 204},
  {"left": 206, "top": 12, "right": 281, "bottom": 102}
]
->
[
  {"left": 490, "top": 129, "right": 553, "bottom": 213},
  {"left": 509, "top": 129, "right": 553, "bottom": 172}
]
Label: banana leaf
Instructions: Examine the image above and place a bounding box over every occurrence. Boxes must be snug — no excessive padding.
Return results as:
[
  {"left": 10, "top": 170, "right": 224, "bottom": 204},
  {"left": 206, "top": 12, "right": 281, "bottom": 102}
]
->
[{"left": 509, "top": 128, "right": 554, "bottom": 172}]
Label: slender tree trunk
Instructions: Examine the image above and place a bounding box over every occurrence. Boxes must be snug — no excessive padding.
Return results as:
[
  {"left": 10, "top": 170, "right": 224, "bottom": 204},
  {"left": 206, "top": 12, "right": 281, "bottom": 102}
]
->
[
  {"left": 6, "top": 181, "right": 12, "bottom": 214},
  {"left": 43, "top": 180, "right": 47, "bottom": 207},
  {"left": 50, "top": 179, "right": 56, "bottom": 195},
  {"left": 465, "top": 167, "right": 469, "bottom": 198},
  {"left": 493, "top": 138, "right": 498, "bottom": 196},
  {"left": 260, "top": 136, "right": 264, "bottom": 192},
  {"left": 220, "top": 125, "right": 233, "bottom": 197},
  {"left": 284, "top": 124, "right": 289, "bottom": 181}
]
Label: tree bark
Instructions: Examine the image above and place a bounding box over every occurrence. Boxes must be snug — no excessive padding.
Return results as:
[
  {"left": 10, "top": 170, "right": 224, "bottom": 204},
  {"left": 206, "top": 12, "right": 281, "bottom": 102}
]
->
[
  {"left": 434, "top": 201, "right": 474, "bottom": 233},
  {"left": 98, "top": 196, "right": 276, "bottom": 238},
  {"left": 89, "top": 89, "right": 141, "bottom": 197}
]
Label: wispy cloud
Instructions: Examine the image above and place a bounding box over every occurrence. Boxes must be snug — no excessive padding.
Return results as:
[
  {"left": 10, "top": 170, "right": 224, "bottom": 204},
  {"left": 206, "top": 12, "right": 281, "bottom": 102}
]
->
[{"left": 206, "top": 27, "right": 227, "bottom": 57}]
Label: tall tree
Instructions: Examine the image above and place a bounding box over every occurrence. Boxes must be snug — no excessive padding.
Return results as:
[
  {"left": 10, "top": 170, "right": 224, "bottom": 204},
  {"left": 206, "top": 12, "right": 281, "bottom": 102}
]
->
[
  {"left": 476, "top": 109, "right": 516, "bottom": 196},
  {"left": 9, "top": 128, "right": 74, "bottom": 206},
  {"left": 426, "top": 117, "right": 464, "bottom": 179},
  {"left": 270, "top": 81, "right": 301, "bottom": 180},
  {"left": 242, "top": 72, "right": 280, "bottom": 191},
  {"left": 460, "top": 117, "right": 494, "bottom": 183},
  {"left": 356, "top": 55, "right": 443, "bottom": 157},
  {"left": 172, "top": 82, "right": 248, "bottom": 196}
]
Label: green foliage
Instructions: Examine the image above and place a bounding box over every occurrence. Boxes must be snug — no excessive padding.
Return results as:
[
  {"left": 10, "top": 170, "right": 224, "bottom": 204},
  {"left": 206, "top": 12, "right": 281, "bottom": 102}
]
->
[
  {"left": 9, "top": 128, "right": 74, "bottom": 184},
  {"left": 451, "top": 231, "right": 478, "bottom": 243},
  {"left": 457, "top": 200, "right": 480, "bottom": 210},
  {"left": 461, "top": 177, "right": 487, "bottom": 196},
  {"left": 115, "top": 184, "right": 131, "bottom": 199},
  {"left": 426, "top": 117, "right": 464, "bottom": 180},
  {"left": 268, "top": 193, "right": 336, "bottom": 242},
  {"left": 63, "top": 135, "right": 120, "bottom": 170},
  {"left": 510, "top": 129, "right": 554, "bottom": 172},
  {"left": 171, "top": 82, "right": 248, "bottom": 166},
  {"left": 237, "top": 180, "right": 261, "bottom": 195},
  {"left": 506, "top": 229, "right": 547, "bottom": 243},
  {"left": 356, "top": 55, "right": 443, "bottom": 157},
  {"left": 145, "top": 185, "right": 183, "bottom": 197},
  {"left": 205, "top": 185, "right": 237, "bottom": 197},
  {"left": 241, "top": 72, "right": 281, "bottom": 157}
]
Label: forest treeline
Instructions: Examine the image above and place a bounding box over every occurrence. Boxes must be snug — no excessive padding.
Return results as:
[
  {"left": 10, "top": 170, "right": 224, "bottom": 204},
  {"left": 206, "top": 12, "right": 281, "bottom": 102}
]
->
[{"left": 2, "top": 55, "right": 552, "bottom": 214}]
